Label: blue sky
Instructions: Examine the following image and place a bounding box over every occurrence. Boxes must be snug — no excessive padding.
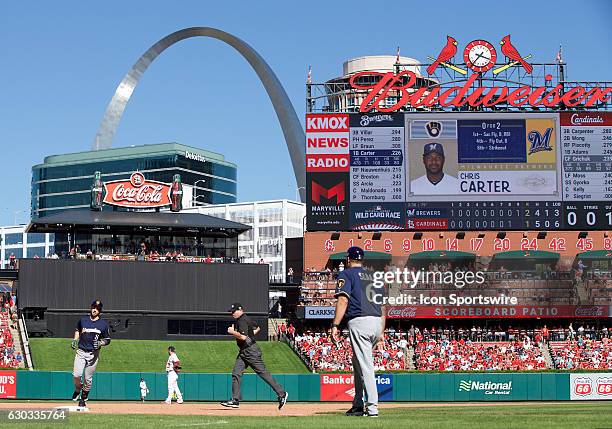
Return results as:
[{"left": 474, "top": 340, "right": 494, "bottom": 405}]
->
[{"left": 0, "top": 0, "right": 610, "bottom": 225}]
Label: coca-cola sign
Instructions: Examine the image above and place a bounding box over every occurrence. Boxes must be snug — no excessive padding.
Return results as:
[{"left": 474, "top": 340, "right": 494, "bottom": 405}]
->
[
  {"left": 386, "top": 307, "right": 418, "bottom": 318},
  {"left": 103, "top": 172, "right": 172, "bottom": 208},
  {"left": 574, "top": 306, "right": 605, "bottom": 317}
]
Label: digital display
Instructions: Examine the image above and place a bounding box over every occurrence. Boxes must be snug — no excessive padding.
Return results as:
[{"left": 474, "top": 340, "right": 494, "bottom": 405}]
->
[{"left": 306, "top": 111, "right": 612, "bottom": 231}]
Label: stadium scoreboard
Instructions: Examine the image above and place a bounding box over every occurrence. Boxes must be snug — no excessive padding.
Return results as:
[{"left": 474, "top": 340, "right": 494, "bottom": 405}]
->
[{"left": 306, "top": 111, "right": 612, "bottom": 231}]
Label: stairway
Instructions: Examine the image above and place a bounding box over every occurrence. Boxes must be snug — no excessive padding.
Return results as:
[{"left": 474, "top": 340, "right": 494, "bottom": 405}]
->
[
  {"left": 1, "top": 311, "right": 25, "bottom": 369},
  {"left": 539, "top": 343, "right": 555, "bottom": 369},
  {"left": 267, "top": 318, "right": 287, "bottom": 340},
  {"left": 406, "top": 346, "right": 416, "bottom": 370}
]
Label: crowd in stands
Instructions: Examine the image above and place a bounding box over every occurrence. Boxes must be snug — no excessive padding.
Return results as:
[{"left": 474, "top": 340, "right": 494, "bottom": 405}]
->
[
  {"left": 282, "top": 323, "right": 611, "bottom": 372},
  {"left": 35, "top": 243, "right": 242, "bottom": 264},
  {"left": 551, "top": 337, "right": 612, "bottom": 370},
  {"left": 414, "top": 339, "right": 546, "bottom": 371},
  {"left": 291, "top": 329, "right": 407, "bottom": 372},
  {"left": 0, "top": 293, "right": 22, "bottom": 368}
]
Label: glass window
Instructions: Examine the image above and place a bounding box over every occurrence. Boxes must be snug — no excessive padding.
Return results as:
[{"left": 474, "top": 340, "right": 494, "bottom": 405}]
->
[
  {"left": 4, "top": 248, "right": 23, "bottom": 259},
  {"left": 4, "top": 233, "right": 24, "bottom": 245},
  {"left": 27, "top": 247, "right": 46, "bottom": 258},
  {"left": 27, "top": 233, "right": 46, "bottom": 244},
  {"left": 229, "top": 209, "right": 254, "bottom": 224}
]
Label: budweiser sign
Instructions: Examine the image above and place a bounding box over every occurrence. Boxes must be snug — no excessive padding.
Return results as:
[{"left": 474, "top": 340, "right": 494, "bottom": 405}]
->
[
  {"left": 350, "top": 71, "right": 611, "bottom": 112},
  {"left": 348, "top": 35, "right": 611, "bottom": 112},
  {"left": 103, "top": 172, "right": 172, "bottom": 208}
]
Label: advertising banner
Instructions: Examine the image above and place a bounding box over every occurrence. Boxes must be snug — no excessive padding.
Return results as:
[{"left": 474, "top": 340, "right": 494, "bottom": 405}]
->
[
  {"left": 320, "top": 374, "right": 393, "bottom": 401},
  {"left": 385, "top": 305, "right": 609, "bottom": 319},
  {"left": 307, "top": 172, "right": 349, "bottom": 231},
  {"left": 304, "top": 306, "right": 336, "bottom": 319},
  {"left": 103, "top": 172, "right": 172, "bottom": 209},
  {"left": 350, "top": 203, "right": 405, "bottom": 230},
  {"left": 0, "top": 371, "right": 17, "bottom": 399},
  {"left": 306, "top": 113, "right": 350, "bottom": 172},
  {"left": 570, "top": 373, "right": 612, "bottom": 400}
]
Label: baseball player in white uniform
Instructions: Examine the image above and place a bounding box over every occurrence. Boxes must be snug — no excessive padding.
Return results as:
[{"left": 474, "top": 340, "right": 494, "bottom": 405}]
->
[
  {"left": 165, "top": 345, "right": 183, "bottom": 404},
  {"left": 410, "top": 143, "right": 459, "bottom": 194},
  {"left": 139, "top": 378, "right": 149, "bottom": 402}
]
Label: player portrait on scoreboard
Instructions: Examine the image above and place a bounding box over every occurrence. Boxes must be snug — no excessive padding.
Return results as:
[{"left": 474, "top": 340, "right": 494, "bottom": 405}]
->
[{"left": 410, "top": 142, "right": 459, "bottom": 195}]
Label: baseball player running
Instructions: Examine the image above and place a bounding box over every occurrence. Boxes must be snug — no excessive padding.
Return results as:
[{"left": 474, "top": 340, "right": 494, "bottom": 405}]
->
[
  {"left": 71, "top": 299, "right": 111, "bottom": 408},
  {"left": 221, "top": 303, "right": 288, "bottom": 410},
  {"left": 139, "top": 378, "right": 149, "bottom": 402},
  {"left": 165, "top": 346, "right": 183, "bottom": 404},
  {"left": 331, "top": 247, "right": 385, "bottom": 417}
]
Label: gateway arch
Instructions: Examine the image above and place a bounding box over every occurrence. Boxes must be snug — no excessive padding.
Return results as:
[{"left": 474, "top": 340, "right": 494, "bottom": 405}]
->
[{"left": 92, "top": 27, "right": 306, "bottom": 201}]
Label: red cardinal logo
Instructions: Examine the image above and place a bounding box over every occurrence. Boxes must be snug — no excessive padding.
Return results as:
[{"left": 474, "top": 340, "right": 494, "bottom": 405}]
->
[
  {"left": 500, "top": 35, "right": 533, "bottom": 74},
  {"left": 427, "top": 35, "right": 458, "bottom": 75}
]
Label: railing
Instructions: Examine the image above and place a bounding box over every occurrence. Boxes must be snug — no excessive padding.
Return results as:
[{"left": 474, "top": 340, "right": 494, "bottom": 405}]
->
[{"left": 18, "top": 313, "right": 33, "bottom": 371}]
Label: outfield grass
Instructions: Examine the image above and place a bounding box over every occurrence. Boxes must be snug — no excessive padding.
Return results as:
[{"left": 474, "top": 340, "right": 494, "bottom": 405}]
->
[
  {"left": 29, "top": 339, "right": 309, "bottom": 373},
  {"left": 4, "top": 403, "right": 612, "bottom": 429}
]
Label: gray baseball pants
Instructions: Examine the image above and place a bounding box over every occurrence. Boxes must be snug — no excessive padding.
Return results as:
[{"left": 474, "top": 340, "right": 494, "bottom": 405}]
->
[
  {"left": 73, "top": 348, "right": 99, "bottom": 392},
  {"left": 348, "top": 316, "right": 383, "bottom": 415},
  {"left": 231, "top": 343, "right": 285, "bottom": 400}
]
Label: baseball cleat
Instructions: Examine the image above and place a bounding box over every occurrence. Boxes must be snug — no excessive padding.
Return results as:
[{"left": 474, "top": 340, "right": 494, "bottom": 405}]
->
[
  {"left": 363, "top": 413, "right": 379, "bottom": 418},
  {"left": 78, "top": 399, "right": 86, "bottom": 408},
  {"left": 346, "top": 406, "right": 365, "bottom": 416},
  {"left": 163, "top": 400, "right": 171, "bottom": 404},
  {"left": 277, "top": 392, "right": 288, "bottom": 410},
  {"left": 71, "top": 390, "right": 81, "bottom": 401},
  {"left": 220, "top": 399, "right": 239, "bottom": 408},
  {"left": 177, "top": 399, "right": 184, "bottom": 404}
]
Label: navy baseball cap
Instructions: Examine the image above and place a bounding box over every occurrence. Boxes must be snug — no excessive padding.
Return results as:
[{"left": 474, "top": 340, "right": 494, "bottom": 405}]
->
[
  {"left": 229, "top": 303, "right": 244, "bottom": 313},
  {"left": 347, "top": 246, "right": 365, "bottom": 261},
  {"left": 423, "top": 143, "right": 444, "bottom": 156},
  {"left": 91, "top": 299, "right": 103, "bottom": 311}
]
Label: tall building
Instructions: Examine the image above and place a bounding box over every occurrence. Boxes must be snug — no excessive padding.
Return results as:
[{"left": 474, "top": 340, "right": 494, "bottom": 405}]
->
[
  {"left": 31, "top": 143, "right": 237, "bottom": 219},
  {"left": 185, "top": 200, "right": 305, "bottom": 282}
]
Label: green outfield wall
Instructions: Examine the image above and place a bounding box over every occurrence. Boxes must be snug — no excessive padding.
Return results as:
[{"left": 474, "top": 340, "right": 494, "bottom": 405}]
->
[{"left": 4, "top": 371, "right": 611, "bottom": 401}]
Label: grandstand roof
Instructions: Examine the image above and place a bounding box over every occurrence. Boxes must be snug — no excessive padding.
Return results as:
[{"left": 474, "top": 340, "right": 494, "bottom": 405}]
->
[
  {"left": 575, "top": 250, "right": 612, "bottom": 260},
  {"left": 408, "top": 251, "right": 476, "bottom": 260},
  {"left": 492, "top": 250, "right": 560, "bottom": 260},
  {"left": 26, "top": 209, "right": 250, "bottom": 238}
]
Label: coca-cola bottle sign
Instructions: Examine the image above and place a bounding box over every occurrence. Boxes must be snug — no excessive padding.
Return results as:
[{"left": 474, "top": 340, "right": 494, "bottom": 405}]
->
[{"left": 103, "top": 172, "right": 172, "bottom": 208}]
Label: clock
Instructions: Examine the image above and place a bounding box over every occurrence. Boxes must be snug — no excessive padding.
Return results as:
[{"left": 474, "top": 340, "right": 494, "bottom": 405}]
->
[{"left": 463, "top": 39, "right": 497, "bottom": 73}]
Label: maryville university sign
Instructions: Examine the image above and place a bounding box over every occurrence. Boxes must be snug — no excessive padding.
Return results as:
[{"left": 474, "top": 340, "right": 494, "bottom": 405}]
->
[
  {"left": 103, "top": 172, "right": 172, "bottom": 208},
  {"left": 349, "top": 35, "right": 611, "bottom": 112}
]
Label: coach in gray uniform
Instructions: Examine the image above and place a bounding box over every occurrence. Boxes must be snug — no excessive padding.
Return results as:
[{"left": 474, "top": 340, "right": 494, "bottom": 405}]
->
[{"left": 331, "top": 247, "right": 385, "bottom": 417}]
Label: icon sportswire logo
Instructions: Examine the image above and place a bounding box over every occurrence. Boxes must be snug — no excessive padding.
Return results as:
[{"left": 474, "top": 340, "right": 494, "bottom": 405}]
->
[{"left": 458, "top": 380, "right": 512, "bottom": 395}]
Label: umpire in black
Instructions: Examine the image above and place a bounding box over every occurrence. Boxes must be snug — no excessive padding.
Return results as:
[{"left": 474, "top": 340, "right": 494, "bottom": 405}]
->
[{"left": 221, "top": 303, "right": 288, "bottom": 410}]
